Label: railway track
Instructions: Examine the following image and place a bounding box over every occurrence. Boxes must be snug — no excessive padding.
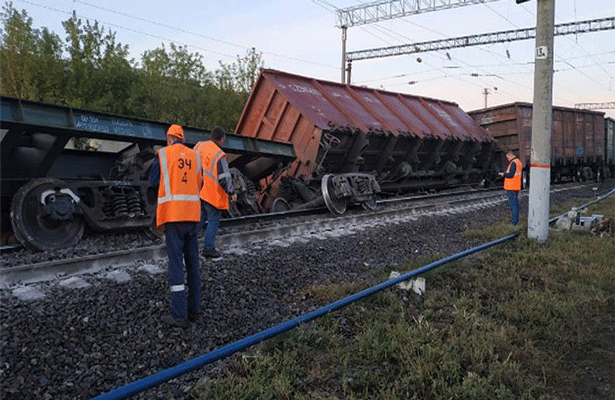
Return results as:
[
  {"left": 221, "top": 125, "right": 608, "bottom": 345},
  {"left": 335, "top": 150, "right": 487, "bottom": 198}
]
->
[
  {"left": 0, "top": 180, "right": 609, "bottom": 400},
  {"left": 0, "top": 183, "right": 591, "bottom": 289}
]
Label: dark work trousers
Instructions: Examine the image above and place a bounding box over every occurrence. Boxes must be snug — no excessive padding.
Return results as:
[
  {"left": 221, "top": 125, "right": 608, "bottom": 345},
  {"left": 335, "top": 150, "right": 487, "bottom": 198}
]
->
[
  {"left": 196, "top": 200, "right": 222, "bottom": 251},
  {"left": 164, "top": 221, "right": 201, "bottom": 321},
  {"left": 506, "top": 190, "right": 520, "bottom": 226}
]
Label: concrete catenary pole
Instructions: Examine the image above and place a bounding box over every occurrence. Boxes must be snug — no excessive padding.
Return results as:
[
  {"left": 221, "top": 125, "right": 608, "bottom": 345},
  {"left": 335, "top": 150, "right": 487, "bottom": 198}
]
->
[
  {"left": 528, "top": 0, "right": 555, "bottom": 241},
  {"left": 341, "top": 25, "right": 347, "bottom": 84}
]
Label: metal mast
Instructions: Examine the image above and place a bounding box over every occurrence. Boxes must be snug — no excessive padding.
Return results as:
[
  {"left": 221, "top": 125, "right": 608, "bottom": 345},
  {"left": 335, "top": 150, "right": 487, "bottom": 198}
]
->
[{"left": 336, "top": 0, "right": 505, "bottom": 83}]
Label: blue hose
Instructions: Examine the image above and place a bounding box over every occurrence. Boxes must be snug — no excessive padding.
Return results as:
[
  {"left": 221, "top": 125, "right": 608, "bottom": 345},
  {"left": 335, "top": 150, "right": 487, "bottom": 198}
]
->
[
  {"left": 549, "top": 187, "right": 615, "bottom": 224},
  {"left": 92, "top": 232, "right": 519, "bottom": 400}
]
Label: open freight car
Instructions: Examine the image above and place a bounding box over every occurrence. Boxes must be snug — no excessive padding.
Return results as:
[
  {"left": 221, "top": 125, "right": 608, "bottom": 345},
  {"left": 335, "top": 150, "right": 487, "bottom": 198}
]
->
[
  {"left": 234, "top": 69, "right": 497, "bottom": 214},
  {"left": 0, "top": 96, "right": 295, "bottom": 251},
  {"left": 469, "top": 103, "right": 613, "bottom": 184},
  {"left": 606, "top": 117, "right": 615, "bottom": 168}
]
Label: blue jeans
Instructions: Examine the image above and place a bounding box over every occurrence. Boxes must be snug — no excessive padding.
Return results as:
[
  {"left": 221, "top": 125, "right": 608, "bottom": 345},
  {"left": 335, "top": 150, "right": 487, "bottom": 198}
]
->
[
  {"left": 164, "top": 222, "right": 201, "bottom": 320},
  {"left": 506, "top": 190, "right": 519, "bottom": 226},
  {"left": 197, "top": 201, "right": 222, "bottom": 251}
]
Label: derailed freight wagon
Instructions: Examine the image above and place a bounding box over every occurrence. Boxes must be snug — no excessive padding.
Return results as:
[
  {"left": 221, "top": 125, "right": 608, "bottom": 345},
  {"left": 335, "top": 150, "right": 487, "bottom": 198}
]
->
[
  {"left": 0, "top": 96, "right": 295, "bottom": 251},
  {"left": 469, "top": 103, "right": 613, "bottom": 183},
  {"left": 235, "top": 69, "right": 497, "bottom": 214}
]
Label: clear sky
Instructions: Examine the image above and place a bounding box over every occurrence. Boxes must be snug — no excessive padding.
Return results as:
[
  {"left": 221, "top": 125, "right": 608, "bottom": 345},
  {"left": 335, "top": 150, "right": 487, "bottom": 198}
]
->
[{"left": 10, "top": 0, "right": 615, "bottom": 118}]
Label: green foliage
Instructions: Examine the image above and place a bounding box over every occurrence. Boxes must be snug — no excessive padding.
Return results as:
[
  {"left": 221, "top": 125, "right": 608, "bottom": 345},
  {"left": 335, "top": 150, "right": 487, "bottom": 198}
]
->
[
  {"left": 0, "top": 2, "right": 62, "bottom": 100},
  {"left": 0, "top": 2, "right": 261, "bottom": 131},
  {"left": 140, "top": 42, "right": 212, "bottom": 125},
  {"left": 216, "top": 47, "right": 263, "bottom": 94},
  {"left": 61, "top": 11, "right": 140, "bottom": 114}
]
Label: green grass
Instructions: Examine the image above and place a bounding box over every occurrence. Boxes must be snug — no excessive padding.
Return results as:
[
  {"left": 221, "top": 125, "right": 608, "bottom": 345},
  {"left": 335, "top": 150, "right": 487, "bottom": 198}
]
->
[{"left": 192, "top": 195, "right": 615, "bottom": 400}]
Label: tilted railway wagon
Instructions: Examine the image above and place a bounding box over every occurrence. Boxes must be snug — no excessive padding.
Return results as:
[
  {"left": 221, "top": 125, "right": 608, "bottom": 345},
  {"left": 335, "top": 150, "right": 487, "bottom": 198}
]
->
[
  {"left": 0, "top": 96, "right": 295, "bottom": 251},
  {"left": 469, "top": 103, "right": 613, "bottom": 183},
  {"left": 235, "top": 69, "right": 497, "bottom": 214}
]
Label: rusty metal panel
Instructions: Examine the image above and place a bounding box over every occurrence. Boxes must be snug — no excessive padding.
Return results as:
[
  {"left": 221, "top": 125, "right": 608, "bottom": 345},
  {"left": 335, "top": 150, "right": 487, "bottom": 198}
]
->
[
  {"left": 235, "top": 69, "right": 496, "bottom": 206},
  {"left": 606, "top": 118, "right": 615, "bottom": 164},
  {"left": 240, "top": 69, "right": 490, "bottom": 141},
  {"left": 369, "top": 93, "right": 430, "bottom": 138},
  {"left": 470, "top": 102, "right": 606, "bottom": 166}
]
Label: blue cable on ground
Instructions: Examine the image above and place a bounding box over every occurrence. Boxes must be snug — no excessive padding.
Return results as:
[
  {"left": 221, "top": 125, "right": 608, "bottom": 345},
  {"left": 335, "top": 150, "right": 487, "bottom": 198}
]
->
[
  {"left": 549, "top": 186, "right": 615, "bottom": 224},
  {"left": 92, "top": 232, "right": 519, "bottom": 400}
]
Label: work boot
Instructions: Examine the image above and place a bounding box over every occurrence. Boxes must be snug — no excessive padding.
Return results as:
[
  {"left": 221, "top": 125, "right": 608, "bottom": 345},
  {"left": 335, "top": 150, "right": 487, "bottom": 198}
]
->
[
  {"left": 202, "top": 248, "right": 221, "bottom": 258},
  {"left": 161, "top": 314, "right": 188, "bottom": 328}
]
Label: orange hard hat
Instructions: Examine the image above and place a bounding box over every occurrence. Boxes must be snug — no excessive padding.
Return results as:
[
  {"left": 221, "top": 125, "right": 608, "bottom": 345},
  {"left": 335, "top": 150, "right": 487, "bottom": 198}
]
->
[{"left": 167, "top": 124, "right": 185, "bottom": 141}]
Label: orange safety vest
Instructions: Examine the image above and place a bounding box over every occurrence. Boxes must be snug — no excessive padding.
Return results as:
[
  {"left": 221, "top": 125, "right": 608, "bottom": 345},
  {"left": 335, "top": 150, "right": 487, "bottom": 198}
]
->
[
  {"left": 156, "top": 143, "right": 201, "bottom": 227},
  {"left": 194, "top": 140, "right": 229, "bottom": 210},
  {"left": 504, "top": 158, "right": 523, "bottom": 191}
]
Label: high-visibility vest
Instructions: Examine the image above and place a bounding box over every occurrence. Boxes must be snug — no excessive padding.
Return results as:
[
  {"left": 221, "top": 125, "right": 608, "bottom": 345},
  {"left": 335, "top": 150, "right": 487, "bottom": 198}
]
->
[
  {"left": 194, "top": 140, "right": 229, "bottom": 210},
  {"left": 504, "top": 158, "right": 523, "bottom": 191},
  {"left": 156, "top": 143, "right": 201, "bottom": 227}
]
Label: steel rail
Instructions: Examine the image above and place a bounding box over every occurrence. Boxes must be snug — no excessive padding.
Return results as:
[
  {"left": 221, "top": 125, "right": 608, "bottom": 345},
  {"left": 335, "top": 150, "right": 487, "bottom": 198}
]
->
[
  {"left": 0, "top": 191, "right": 505, "bottom": 288},
  {"left": 92, "top": 231, "right": 520, "bottom": 400},
  {"left": 0, "top": 183, "right": 591, "bottom": 287}
]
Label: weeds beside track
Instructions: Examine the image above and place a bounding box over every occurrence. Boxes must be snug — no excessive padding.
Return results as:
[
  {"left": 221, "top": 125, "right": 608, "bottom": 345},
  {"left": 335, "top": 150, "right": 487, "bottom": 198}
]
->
[{"left": 193, "top": 195, "right": 615, "bottom": 400}]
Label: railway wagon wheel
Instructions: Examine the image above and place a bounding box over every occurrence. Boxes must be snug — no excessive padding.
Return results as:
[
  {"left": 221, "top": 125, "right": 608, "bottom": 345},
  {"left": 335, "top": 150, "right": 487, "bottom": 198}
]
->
[
  {"left": 322, "top": 174, "right": 347, "bottom": 215},
  {"left": 10, "top": 178, "right": 85, "bottom": 251},
  {"left": 361, "top": 197, "right": 377, "bottom": 211}
]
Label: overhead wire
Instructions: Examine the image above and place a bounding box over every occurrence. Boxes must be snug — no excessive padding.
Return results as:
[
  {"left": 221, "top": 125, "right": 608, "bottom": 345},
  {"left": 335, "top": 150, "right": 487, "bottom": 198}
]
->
[
  {"left": 517, "top": 3, "right": 614, "bottom": 94},
  {"left": 346, "top": 5, "right": 533, "bottom": 104},
  {"left": 480, "top": 2, "right": 611, "bottom": 105},
  {"left": 350, "top": 2, "right": 535, "bottom": 99},
  {"left": 335, "top": 0, "right": 611, "bottom": 107},
  {"left": 15, "top": 0, "right": 340, "bottom": 70}
]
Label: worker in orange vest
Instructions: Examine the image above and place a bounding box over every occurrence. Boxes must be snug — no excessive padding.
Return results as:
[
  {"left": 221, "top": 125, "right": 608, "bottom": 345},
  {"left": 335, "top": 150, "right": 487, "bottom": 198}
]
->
[
  {"left": 194, "top": 126, "right": 237, "bottom": 258},
  {"left": 499, "top": 151, "right": 523, "bottom": 226},
  {"left": 149, "top": 124, "right": 202, "bottom": 328}
]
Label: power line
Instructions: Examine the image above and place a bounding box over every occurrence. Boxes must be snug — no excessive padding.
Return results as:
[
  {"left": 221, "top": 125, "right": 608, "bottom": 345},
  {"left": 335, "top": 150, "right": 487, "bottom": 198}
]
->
[
  {"left": 347, "top": 16, "right": 615, "bottom": 61},
  {"left": 328, "top": 1, "right": 607, "bottom": 106},
  {"left": 480, "top": 4, "right": 614, "bottom": 96},
  {"left": 337, "top": 3, "right": 540, "bottom": 103},
  {"left": 15, "top": 0, "right": 340, "bottom": 70}
]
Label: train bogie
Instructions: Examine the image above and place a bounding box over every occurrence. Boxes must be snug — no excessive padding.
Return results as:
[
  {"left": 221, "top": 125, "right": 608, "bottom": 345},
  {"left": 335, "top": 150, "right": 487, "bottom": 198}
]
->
[{"left": 0, "top": 96, "right": 295, "bottom": 250}]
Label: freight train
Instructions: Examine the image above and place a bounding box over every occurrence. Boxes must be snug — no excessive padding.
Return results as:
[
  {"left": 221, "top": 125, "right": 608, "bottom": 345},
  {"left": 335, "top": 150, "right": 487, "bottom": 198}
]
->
[
  {"left": 2, "top": 70, "right": 613, "bottom": 251},
  {"left": 469, "top": 103, "right": 615, "bottom": 185}
]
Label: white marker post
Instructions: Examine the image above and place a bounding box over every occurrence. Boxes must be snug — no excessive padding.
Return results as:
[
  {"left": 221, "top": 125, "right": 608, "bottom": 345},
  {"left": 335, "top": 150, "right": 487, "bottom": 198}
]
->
[{"left": 528, "top": 0, "right": 555, "bottom": 242}]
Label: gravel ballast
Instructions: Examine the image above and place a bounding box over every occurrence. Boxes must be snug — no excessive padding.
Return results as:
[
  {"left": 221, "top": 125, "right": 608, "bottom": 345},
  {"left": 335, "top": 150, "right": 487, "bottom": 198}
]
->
[{"left": 0, "top": 188, "right": 602, "bottom": 399}]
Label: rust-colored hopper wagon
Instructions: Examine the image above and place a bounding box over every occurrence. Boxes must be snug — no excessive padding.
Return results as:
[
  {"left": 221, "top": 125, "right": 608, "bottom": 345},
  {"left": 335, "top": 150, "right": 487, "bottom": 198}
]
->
[
  {"left": 470, "top": 103, "right": 612, "bottom": 184},
  {"left": 235, "top": 69, "right": 497, "bottom": 214}
]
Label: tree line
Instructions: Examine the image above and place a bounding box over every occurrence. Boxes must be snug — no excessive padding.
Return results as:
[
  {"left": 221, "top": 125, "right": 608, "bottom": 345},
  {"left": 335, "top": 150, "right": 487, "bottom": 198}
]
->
[{"left": 0, "top": 2, "right": 263, "bottom": 133}]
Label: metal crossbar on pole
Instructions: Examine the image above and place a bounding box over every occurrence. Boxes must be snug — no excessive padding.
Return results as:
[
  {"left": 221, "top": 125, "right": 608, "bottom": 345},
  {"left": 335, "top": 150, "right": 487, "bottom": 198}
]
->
[
  {"left": 336, "top": 0, "right": 502, "bottom": 27},
  {"left": 575, "top": 102, "right": 615, "bottom": 110},
  {"left": 92, "top": 232, "right": 519, "bottom": 400},
  {"left": 346, "top": 16, "right": 615, "bottom": 61}
]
